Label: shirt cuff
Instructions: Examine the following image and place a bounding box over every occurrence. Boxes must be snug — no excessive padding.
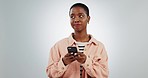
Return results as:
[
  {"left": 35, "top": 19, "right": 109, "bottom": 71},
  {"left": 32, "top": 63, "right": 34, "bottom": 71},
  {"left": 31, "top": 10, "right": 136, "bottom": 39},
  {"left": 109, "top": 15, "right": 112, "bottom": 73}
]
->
[{"left": 58, "top": 56, "right": 68, "bottom": 72}]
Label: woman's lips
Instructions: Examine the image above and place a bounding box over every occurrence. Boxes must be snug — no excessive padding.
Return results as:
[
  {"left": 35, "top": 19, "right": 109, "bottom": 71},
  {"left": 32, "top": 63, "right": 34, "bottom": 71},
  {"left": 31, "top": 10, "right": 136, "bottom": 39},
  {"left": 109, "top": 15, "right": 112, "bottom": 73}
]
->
[{"left": 74, "top": 24, "right": 81, "bottom": 27}]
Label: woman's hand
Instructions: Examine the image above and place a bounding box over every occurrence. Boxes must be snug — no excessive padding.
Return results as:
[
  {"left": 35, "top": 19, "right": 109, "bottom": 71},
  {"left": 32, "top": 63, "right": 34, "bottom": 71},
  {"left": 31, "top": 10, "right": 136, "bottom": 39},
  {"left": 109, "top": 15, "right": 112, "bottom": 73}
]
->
[
  {"left": 75, "top": 52, "right": 86, "bottom": 64},
  {"left": 62, "top": 53, "right": 76, "bottom": 66}
]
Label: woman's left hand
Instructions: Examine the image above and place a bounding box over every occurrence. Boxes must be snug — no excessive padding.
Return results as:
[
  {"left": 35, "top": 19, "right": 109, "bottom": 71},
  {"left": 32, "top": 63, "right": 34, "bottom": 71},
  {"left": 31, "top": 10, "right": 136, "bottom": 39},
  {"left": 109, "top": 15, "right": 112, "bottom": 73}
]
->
[{"left": 75, "top": 52, "right": 87, "bottom": 64}]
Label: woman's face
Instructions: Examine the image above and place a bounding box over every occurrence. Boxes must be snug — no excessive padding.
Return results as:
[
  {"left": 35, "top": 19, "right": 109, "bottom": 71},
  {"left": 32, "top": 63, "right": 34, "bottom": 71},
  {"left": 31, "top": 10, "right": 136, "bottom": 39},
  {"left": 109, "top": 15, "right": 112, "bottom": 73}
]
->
[{"left": 69, "top": 6, "right": 90, "bottom": 32}]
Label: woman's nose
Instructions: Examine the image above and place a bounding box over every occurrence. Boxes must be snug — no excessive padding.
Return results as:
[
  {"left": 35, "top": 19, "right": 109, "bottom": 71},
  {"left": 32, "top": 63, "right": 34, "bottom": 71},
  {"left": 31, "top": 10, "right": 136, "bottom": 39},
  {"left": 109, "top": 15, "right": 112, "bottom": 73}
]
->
[{"left": 74, "top": 17, "right": 80, "bottom": 23}]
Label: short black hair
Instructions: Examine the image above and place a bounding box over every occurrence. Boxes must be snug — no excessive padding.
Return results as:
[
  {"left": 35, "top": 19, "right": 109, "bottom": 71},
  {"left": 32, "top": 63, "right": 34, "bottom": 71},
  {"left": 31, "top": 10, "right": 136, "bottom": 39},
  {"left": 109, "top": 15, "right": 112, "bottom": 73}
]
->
[{"left": 69, "top": 3, "right": 89, "bottom": 16}]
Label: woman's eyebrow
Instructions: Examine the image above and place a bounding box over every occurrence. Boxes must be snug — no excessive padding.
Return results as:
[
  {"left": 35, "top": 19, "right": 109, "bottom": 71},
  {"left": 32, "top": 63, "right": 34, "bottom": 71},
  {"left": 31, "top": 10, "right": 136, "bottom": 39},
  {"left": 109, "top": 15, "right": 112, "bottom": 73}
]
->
[
  {"left": 70, "top": 13, "right": 74, "bottom": 15},
  {"left": 70, "top": 13, "right": 85, "bottom": 16},
  {"left": 78, "top": 13, "right": 85, "bottom": 15}
]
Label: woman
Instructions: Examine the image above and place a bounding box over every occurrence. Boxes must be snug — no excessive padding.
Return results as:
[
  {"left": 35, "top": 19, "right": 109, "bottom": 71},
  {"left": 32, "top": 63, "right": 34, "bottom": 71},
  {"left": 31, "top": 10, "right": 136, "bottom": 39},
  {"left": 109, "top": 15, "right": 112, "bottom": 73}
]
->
[{"left": 46, "top": 3, "right": 109, "bottom": 78}]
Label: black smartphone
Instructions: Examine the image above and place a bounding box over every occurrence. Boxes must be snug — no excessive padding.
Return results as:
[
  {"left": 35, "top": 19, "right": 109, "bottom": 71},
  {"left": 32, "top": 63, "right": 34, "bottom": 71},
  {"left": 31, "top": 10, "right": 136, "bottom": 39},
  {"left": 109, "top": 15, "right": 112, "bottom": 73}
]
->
[{"left": 67, "top": 46, "right": 77, "bottom": 55}]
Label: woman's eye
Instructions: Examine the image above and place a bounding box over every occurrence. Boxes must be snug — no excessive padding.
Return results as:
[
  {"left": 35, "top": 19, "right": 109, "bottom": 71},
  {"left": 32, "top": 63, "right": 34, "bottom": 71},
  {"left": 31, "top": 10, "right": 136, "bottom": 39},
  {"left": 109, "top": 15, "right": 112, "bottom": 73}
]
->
[
  {"left": 79, "top": 15, "right": 84, "bottom": 18},
  {"left": 70, "top": 16, "right": 75, "bottom": 19}
]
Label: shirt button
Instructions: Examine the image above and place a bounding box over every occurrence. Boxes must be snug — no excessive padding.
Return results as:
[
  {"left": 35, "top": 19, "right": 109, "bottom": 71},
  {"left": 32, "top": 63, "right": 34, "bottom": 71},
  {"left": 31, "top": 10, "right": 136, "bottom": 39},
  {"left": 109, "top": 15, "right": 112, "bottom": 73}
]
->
[{"left": 87, "top": 64, "right": 89, "bottom": 67}]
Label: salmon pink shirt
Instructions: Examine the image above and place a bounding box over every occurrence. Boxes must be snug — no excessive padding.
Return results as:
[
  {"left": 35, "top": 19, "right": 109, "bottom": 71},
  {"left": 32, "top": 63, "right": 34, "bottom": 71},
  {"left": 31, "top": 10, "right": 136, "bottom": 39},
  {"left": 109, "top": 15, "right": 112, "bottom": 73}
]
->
[{"left": 46, "top": 34, "right": 109, "bottom": 78}]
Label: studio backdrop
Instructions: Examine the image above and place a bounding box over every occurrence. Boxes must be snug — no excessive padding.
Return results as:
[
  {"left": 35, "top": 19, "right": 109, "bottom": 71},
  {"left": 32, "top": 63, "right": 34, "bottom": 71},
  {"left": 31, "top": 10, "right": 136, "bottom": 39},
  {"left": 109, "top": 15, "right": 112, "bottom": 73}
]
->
[{"left": 0, "top": 0, "right": 148, "bottom": 78}]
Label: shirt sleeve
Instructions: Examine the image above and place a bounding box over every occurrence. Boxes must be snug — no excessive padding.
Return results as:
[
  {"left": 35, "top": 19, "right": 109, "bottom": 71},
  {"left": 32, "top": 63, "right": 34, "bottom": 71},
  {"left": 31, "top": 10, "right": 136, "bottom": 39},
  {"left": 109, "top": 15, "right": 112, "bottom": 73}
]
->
[
  {"left": 46, "top": 44, "right": 68, "bottom": 78},
  {"left": 82, "top": 44, "right": 109, "bottom": 78}
]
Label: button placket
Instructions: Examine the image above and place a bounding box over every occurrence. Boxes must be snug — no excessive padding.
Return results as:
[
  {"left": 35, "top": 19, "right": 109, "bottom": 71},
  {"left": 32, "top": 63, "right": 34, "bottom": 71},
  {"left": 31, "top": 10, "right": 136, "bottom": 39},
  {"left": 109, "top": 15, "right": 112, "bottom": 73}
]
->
[
  {"left": 84, "top": 44, "right": 89, "bottom": 55},
  {"left": 61, "top": 67, "right": 64, "bottom": 70}
]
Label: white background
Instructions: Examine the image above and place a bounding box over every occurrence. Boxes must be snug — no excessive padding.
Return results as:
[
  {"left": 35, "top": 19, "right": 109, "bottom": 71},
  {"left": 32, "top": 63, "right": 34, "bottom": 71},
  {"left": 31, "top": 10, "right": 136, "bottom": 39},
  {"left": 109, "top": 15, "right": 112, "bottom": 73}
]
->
[{"left": 0, "top": 0, "right": 148, "bottom": 78}]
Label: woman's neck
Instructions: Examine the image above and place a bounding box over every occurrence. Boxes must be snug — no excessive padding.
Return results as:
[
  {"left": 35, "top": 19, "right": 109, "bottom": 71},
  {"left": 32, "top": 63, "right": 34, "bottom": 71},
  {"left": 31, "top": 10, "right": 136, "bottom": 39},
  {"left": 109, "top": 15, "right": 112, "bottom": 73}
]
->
[{"left": 73, "top": 32, "right": 90, "bottom": 42}]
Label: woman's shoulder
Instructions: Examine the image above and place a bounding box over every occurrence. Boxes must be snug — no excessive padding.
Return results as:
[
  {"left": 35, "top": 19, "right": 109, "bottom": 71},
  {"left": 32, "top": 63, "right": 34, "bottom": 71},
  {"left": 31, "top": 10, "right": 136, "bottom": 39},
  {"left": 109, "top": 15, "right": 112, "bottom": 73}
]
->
[
  {"left": 89, "top": 34, "right": 103, "bottom": 46},
  {"left": 92, "top": 37, "right": 105, "bottom": 48}
]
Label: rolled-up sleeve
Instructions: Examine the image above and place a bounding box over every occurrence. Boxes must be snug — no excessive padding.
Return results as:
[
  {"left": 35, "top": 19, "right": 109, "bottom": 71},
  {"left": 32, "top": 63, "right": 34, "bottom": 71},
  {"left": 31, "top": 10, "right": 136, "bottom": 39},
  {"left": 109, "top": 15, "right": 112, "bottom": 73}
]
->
[
  {"left": 46, "top": 44, "right": 68, "bottom": 78},
  {"left": 82, "top": 44, "right": 109, "bottom": 78}
]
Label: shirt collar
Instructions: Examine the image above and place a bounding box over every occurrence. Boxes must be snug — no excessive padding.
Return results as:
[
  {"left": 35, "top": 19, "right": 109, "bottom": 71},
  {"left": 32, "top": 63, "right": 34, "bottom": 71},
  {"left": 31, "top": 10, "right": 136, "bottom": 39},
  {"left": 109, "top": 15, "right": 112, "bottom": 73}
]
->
[{"left": 68, "top": 33, "right": 99, "bottom": 46}]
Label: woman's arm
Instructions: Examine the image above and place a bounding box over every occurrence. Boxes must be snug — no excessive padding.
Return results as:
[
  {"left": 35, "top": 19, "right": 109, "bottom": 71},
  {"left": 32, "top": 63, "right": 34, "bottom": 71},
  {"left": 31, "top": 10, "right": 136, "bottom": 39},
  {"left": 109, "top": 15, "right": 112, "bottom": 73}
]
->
[
  {"left": 46, "top": 44, "right": 68, "bottom": 78},
  {"left": 82, "top": 45, "right": 109, "bottom": 78}
]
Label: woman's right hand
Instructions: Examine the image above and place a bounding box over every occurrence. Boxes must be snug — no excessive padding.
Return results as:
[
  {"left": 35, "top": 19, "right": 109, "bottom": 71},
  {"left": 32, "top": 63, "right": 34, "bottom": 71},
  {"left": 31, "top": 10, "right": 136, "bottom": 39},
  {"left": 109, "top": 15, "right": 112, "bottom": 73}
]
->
[{"left": 62, "top": 53, "right": 76, "bottom": 66}]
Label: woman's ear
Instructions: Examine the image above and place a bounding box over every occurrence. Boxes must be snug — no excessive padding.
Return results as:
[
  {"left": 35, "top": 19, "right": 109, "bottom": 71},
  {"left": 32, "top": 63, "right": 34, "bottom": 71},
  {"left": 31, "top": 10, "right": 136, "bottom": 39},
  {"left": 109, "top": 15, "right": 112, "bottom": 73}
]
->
[{"left": 87, "top": 16, "right": 90, "bottom": 24}]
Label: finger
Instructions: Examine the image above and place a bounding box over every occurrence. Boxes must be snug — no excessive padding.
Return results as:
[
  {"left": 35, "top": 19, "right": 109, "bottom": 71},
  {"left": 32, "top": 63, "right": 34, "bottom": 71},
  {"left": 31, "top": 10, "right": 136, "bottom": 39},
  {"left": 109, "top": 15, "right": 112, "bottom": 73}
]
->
[
  {"left": 68, "top": 55, "right": 75, "bottom": 59},
  {"left": 74, "top": 53, "right": 77, "bottom": 56},
  {"left": 75, "top": 55, "right": 81, "bottom": 60},
  {"left": 77, "top": 52, "right": 84, "bottom": 56},
  {"left": 77, "top": 52, "right": 81, "bottom": 54},
  {"left": 71, "top": 57, "right": 76, "bottom": 61},
  {"left": 78, "top": 54, "right": 81, "bottom": 57},
  {"left": 77, "top": 52, "right": 84, "bottom": 55},
  {"left": 74, "top": 55, "right": 78, "bottom": 58},
  {"left": 65, "top": 53, "right": 72, "bottom": 57},
  {"left": 76, "top": 53, "right": 82, "bottom": 57},
  {"left": 69, "top": 57, "right": 76, "bottom": 62}
]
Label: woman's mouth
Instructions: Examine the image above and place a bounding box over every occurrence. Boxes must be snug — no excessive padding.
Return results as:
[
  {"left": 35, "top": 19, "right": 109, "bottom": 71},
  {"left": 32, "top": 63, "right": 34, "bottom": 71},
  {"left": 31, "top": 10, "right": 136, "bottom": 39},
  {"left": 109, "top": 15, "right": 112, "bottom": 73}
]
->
[{"left": 74, "top": 24, "right": 81, "bottom": 27}]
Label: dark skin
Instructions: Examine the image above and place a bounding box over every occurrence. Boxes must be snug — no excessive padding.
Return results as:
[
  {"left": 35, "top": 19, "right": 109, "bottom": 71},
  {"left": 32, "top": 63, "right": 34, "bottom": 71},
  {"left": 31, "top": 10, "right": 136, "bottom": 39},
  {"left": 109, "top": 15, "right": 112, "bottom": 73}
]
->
[{"left": 62, "top": 6, "right": 90, "bottom": 65}]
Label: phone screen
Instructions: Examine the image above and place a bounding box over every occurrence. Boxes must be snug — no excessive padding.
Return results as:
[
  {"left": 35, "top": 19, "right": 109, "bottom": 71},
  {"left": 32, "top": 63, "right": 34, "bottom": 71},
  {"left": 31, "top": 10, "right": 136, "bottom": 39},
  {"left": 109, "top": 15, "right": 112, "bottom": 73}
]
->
[{"left": 67, "top": 47, "right": 77, "bottom": 55}]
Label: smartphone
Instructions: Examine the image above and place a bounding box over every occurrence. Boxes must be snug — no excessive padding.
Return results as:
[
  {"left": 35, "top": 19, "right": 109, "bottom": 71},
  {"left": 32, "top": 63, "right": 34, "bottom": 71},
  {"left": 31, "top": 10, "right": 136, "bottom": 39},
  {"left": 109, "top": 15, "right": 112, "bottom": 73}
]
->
[{"left": 67, "top": 46, "right": 77, "bottom": 55}]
